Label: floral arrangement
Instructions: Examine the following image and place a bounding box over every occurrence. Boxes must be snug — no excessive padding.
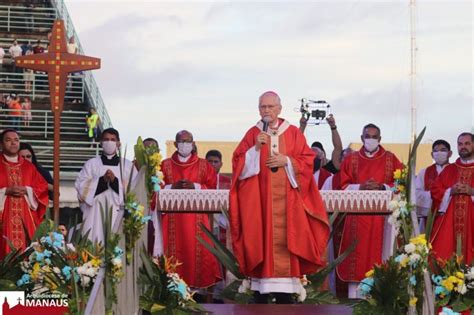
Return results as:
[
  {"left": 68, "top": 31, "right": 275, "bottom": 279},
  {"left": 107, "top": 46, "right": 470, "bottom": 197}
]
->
[
  {"left": 134, "top": 136, "right": 164, "bottom": 200},
  {"left": 14, "top": 218, "right": 124, "bottom": 314},
  {"left": 388, "top": 166, "right": 416, "bottom": 244},
  {"left": 355, "top": 234, "right": 431, "bottom": 313},
  {"left": 354, "top": 258, "right": 411, "bottom": 315},
  {"left": 139, "top": 252, "right": 203, "bottom": 313},
  {"left": 123, "top": 192, "right": 151, "bottom": 264},
  {"left": 431, "top": 255, "right": 474, "bottom": 313},
  {"left": 353, "top": 127, "right": 437, "bottom": 314}
]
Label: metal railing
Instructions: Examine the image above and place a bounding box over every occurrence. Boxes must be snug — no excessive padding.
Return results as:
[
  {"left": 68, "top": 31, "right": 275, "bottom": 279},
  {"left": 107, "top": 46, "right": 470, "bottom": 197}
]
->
[
  {"left": 27, "top": 139, "right": 101, "bottom": 172},
  {"left": 1, "top": 108, "right": 92, "bottom": 138},
  {"left": 51, "top": 0, "right": 112, "bottom": 129},
  {"left": 0, "top": 4, "right": 56, "bottom": 33},
  {"left": 0, "top": 71, "right": 85, "bottom": 102}
]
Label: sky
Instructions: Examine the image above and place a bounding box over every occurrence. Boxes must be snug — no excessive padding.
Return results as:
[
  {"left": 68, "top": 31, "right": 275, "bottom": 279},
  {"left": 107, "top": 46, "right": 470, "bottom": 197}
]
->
[{"left": 64, "top": 0, "right": 473, "bottom": 157}]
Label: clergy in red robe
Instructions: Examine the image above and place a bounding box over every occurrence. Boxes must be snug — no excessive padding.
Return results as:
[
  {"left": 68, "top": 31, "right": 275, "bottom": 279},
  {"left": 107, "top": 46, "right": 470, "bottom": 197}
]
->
[
  {"left": 230, "top": 91, "right": 330, "bottom": 303},
  {"left": 430, "top": 132, "right": 474, "bottom": 264},
  {"left": 336, "top": 123, "right": 403, "bottom": 297},
  {"left": 161, "top": 130, "right": 221, "bottom": 289},
  {"left": 0, "top": 129, "right": 48, "bottom": 258},
  {"left": 415, "top": 139, "right": 452, "bottom": 232}
]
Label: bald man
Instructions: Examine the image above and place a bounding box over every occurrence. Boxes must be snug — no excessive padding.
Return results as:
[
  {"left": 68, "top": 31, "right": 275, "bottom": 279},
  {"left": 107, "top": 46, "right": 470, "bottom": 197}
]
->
[
  {"left": 160, "top": 130, "right": 221, "bottom": 291},
  {"left": 230, "top": 91, "right": 330, "bottom": 303}
]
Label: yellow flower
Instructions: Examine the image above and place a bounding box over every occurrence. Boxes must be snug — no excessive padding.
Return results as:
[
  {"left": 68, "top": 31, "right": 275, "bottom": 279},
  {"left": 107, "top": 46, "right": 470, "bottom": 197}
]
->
[
  {"left": 31, "top": 262, "right": 41, "bottom": 280},
  {"left": 398, "top": 185, "right": 406, "bottom": 192},
  {"left": 410, "top": 234, "right": 427, "bottom": 246},
  {"left": 365, "top": 269, "right": 374, "bottom": 278},
  {"left": 409, "top": 297, "right": 418, "bottom": 306},
  {"left": 400, "top": 256, "right": 410, "bottom": 268},
  {"left": 393, "top": 169, "right": 402, "bottom": 180},
  {"left": 91, "top": 257, "right": 102, "bottom": 268},
  {"left": 441, "top": 278, "right": 455, "bottom": 291},
  {"left": 456, "top": 272, "right": 465, "bottom": 279}
]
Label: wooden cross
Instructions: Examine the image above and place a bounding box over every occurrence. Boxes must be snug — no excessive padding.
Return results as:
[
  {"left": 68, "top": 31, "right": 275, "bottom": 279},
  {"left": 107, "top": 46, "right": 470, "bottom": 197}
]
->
[{"left": 15, "top": 20, "right": 101, "bottom": 223}]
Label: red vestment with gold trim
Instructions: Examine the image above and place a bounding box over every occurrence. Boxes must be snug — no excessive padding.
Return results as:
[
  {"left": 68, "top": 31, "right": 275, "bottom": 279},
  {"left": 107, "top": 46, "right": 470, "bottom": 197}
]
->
[
  {"left": 431, "top": 159, "right": 474, "bottom": 264},
  {"left": 230, "top": 121, "right": 330, "bottom": 278},
  {"left": 336, "top": 147, "right": 403, "bottom": 282},
  {"left": 0, "top": 155, "right": 48, "bottom": 258},
  {"left": 160, "top": 152, "right": 221, "bottom": 288}
]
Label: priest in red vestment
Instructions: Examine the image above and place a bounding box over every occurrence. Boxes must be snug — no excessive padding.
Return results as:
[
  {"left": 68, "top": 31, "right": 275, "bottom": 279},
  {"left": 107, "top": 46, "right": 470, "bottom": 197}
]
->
[
  {"left": 0, "top": 129, "right": 48, "bottom": 258},
  {"left": 415, "top": 139, "right": 452, "bottom": 232},
  {"left": 230, "top": 91, "right": 330, "bottom": 304},
  {"left": 431, "top": 132, "right": 474, "bottom": 264},
  {"left": 336, "top": 123, "right": 403, "bottom": 298},
  {"left": 160, "top": 130, "right": 221, "bottom": 289}
]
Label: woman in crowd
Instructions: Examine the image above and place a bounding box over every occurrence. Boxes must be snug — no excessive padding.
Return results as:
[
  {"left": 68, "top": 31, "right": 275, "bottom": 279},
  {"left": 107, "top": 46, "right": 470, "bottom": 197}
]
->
[{"left": 19, "top": 142, "right": 54, "bottom": 201}]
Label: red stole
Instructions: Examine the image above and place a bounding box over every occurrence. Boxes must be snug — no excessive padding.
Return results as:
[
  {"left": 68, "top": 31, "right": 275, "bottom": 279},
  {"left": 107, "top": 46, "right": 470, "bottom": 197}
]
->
[
  {"left": 0, "top": 155, "right": 48, "bottom": 258},
  {"left": 424, "top": 164, "right": 439, "bottom": 190},
  {"left": 229, "top": 120, "right": 330, "bottom": 278},
  {"left": 337, "top": 147, "right": 403, "bottom": 282},
  {"left": 160, "top": 152, "right": 221, "bottom": 288},
  {"left": 430, "top": 159, "right": 474, "bottom": 264},
  {"left": 318, "top": 168, "right": 332, "bottom": 190}
]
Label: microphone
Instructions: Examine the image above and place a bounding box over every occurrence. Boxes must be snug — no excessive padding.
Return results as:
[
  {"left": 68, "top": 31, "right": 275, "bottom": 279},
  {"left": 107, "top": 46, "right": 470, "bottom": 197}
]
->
[
  {"left": 262, "top": 116, "right": 270, "bottom": 133},
  {"left": 261, "top": 117, "right": 278, "bottom": 173}
]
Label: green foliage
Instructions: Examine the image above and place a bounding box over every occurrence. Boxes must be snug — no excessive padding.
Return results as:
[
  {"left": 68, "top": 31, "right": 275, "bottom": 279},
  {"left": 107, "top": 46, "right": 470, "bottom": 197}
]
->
[
  {"left": 197, "top": 222, "right": 244, "bottom": 279},
  {"left": 352, "top": 258, "right": 410, "bottom": 315},
  {"left": 138, "top": 250, "right": 204, "bottom": 314},
  {"left": 100, "top": 202, "right": 124, "bottom": 314}
]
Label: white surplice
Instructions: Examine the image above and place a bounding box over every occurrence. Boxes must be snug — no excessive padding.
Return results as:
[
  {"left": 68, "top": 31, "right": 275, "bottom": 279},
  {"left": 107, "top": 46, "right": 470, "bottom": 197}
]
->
[{"left": 75, "top": 155, "right": 136, "bottom": 243}]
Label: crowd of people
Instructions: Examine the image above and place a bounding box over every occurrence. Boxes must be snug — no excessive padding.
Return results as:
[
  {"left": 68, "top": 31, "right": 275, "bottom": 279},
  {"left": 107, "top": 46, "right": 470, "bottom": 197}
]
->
[
  {"left": 0, "top": 91, "right": 472, "bottom": 304},
  {"left": 1, "top": 94, "right": 33, "bottom": 130}
]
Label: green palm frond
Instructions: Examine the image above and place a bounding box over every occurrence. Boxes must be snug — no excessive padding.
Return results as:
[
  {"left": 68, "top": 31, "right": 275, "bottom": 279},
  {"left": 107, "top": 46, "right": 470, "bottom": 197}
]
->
[{"left": 197, "top": 222, "right": 244, "bottom": 279}]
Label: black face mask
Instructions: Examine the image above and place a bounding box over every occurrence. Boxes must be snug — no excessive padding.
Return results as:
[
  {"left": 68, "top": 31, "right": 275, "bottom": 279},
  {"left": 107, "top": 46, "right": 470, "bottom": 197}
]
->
[{"left": 313, "top": 158, "right": 322, "bottom": 173}]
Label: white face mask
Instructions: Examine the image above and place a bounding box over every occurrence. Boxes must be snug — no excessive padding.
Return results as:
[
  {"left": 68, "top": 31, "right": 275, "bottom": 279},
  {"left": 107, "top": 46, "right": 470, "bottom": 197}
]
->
[
  {"left": 177, "top": 142, "right": 193, "bottom": 157},
  {"left": 432, "top": 151, "right": 449, "bottom": 165},
  {"left": 102, "top": 140, "right": 117, "bottom": 155},
  {"left": 364, "top": 138, "right": 379, "bottom": 152}
]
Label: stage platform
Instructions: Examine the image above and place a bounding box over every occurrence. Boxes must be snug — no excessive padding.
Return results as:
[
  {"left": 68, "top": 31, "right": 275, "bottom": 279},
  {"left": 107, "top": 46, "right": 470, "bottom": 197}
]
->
[{"left": 199, "top": 304, "right": 353, "bottom": 315}]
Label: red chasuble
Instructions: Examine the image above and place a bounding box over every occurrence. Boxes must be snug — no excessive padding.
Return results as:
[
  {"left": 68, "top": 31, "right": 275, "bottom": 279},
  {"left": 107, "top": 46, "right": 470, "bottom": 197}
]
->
[
  {"left": 424, "top": 164, "right": 439, "bottom": 190},
  {"left": 160, "top": 152, "right": 221, "bottom": 288},
  {"left": 217, "top": 173, "right": 232, "bottom": 190},
  {"left": 230, "top": 119, "right": 330, "bottom": 278},
  {"left": 317, "top": 168, "right": 332, "bottom": 190},
  {"left": 0, "top": 155, "right": 48, "bottom": 258},
  {"left": 430, "top": 159, "right": 474, "bottom": 264},
  {"left": 336, "top": 146, "right": 403, "bottom": 282}
]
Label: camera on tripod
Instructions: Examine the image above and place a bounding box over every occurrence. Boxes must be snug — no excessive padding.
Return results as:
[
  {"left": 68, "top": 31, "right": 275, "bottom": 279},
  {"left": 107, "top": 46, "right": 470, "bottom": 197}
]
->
[{"left": 296, "top": 99, "right": 331, "bottom": 126}]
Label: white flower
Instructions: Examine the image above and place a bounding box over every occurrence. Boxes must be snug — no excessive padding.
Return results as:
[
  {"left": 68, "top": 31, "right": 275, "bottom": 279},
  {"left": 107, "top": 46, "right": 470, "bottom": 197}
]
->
[
  {"left": 66, "top": 243, "right": 76, "bottom": 252},
  {"left": 404, "top": 243, "right": 416, "bottom": 254},
  {"left": 466, "top": 267, "right": 474, "bottom": 280},
  {"left": 77, "top": 266, "right": 86, "bottom": 275},
  {"left": 238, "top": 279, "right": 251, "bottom": 293},
  {"left": 409, "top": 253, "right": 421, "bottom": 264},
  {"left": 111, "top": 257, "right": 122, "bottom": 267},
  {"left": 297, "top": 286, "right": 307, "bottom": 302},
  {"left": 81, "top": 275, "right": 90, "bottom": 287},
  {"left": 86, "top": 267, "right": 97, "bottom": 278},
  {"left": 458, "top": 284, "right": 467, "bottom": 295},
  {"left": 399, "top": 200, "right": 407, "bottom": 208},
  {"left": 388, "top": 200, "right": 399, "bottom": 211}
]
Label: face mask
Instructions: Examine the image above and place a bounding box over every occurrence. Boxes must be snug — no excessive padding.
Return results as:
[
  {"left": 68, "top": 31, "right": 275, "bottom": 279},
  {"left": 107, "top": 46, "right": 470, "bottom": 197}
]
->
[
  {"left": 177, "top": 142, "right": 193, "bottom": 157},
  {"left": 102, "top": 140, "right": 117, "bottom": 155},
  {"left": 432, "top": 151, "right": 448, "bottom": 165},
  {"left": 364, "top": 138, "right": 379, "bottom": 152}
]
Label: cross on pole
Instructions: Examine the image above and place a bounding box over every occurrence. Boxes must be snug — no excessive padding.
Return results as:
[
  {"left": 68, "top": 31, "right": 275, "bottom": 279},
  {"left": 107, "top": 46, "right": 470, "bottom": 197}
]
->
[{"left": 15, "top": 20, "right": 101, "bottom": 223}]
